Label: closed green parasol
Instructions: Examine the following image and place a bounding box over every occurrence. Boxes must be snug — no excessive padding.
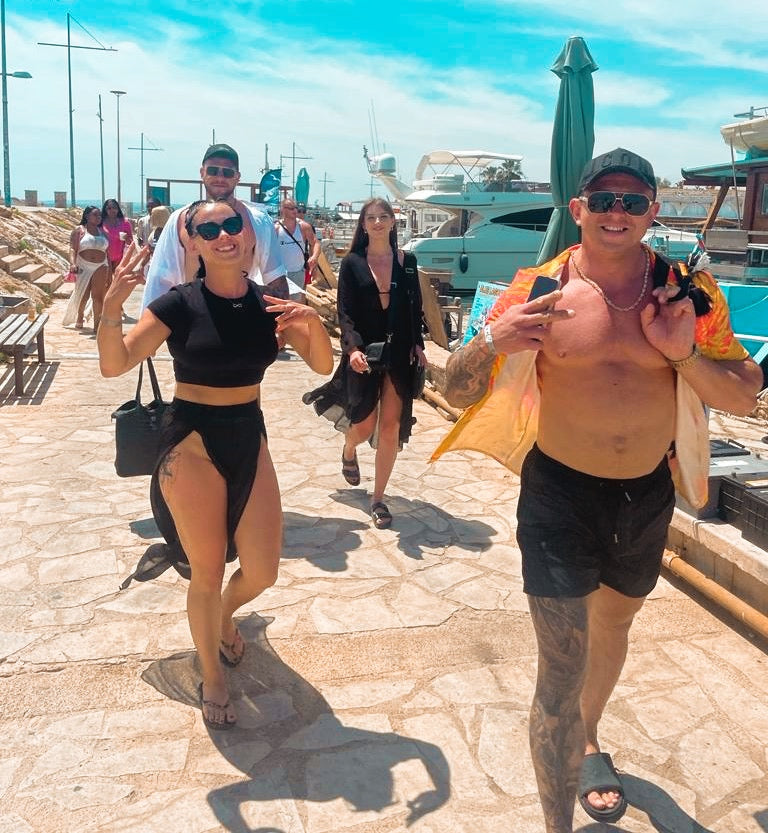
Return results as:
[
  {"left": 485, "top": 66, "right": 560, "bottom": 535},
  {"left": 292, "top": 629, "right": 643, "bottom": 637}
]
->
[
  {"left": 295, "top": 167, "right": 310, "bottom": 206},
  {"left": 536, "top": 36, "right": 597, "bottom": 264}
]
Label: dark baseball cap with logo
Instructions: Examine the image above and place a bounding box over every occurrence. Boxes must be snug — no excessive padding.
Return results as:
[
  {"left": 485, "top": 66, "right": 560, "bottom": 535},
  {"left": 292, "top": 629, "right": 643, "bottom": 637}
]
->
[
  {"left": 202, "top": 143, "right": 239, "bottom": 169},
  {"left": 578, "top": 148, "right": 657, "bottom": 198}
]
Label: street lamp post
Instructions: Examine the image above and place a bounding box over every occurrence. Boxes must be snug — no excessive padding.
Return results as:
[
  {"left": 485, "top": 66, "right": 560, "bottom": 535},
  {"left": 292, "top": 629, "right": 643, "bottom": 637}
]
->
[
  {"left": 97, "top": 94, "right": 105, "bottom": 204},
  {"left": 110, "top": 90, "right": 126, "bottom": 205},
  {"left": 1, "top": 0, "right": 32, "bottom": 208},
  {"left": 38, "top": 14, "right": 116, "bottom": 208}
]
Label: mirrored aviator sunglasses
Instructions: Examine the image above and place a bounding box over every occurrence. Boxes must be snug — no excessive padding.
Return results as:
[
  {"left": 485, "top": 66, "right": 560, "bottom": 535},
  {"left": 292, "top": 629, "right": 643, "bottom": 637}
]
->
[
  {"left": 584, "top": 191, "right": 651, "bottom": 216},
  {"left": 194, "top": 214, "right": 244, "bottom": 241},
  {"left": 205, "top": 165, "right": 237, "bottom": 178}
]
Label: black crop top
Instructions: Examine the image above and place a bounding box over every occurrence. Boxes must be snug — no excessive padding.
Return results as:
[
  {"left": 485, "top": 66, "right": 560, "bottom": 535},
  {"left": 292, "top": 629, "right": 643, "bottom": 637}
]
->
[{"left": 148, "top": 279, "right": 279, "bottom": 387}]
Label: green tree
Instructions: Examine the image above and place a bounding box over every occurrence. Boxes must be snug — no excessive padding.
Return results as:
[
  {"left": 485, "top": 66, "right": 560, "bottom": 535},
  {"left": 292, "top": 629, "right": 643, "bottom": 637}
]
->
[{"left": 481, "top": 159, "right": 524, "bottom": 189}]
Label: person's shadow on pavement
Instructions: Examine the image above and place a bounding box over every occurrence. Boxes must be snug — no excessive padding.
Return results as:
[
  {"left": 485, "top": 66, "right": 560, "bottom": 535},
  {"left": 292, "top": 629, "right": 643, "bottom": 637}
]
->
[
  {"left": 329, "top": 490, "right": 498, "bottom": 561},
  {"left": 141, "top": 613, "right": 450, "bottom": 832},
  {"left": 576, "top": 772, "right": 716, "bottom": 832}
]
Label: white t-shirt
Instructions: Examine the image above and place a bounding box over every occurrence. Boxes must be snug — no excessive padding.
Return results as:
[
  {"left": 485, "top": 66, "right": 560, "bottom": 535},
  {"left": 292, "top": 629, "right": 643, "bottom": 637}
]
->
[{"left": 141, "top": 200, "right": 298, "bottom": 310}]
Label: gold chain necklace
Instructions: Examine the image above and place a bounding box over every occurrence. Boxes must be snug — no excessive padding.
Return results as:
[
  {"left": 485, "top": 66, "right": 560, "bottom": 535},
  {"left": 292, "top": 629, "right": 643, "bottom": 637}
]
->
[{"left": 570, "top": 248, "right": 650, "bottom": 312}]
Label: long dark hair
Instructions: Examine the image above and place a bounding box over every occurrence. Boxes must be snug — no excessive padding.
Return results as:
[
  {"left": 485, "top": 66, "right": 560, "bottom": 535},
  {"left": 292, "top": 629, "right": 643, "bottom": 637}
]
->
[
  {"left": 79, "top": 205, "right": 100, "bottom": 226},
  {"left": 101, "top": 198, "right": 124, "bottom": 220},
  {"left": 349, "top": 198, "right": 397, "bottom": 255}
]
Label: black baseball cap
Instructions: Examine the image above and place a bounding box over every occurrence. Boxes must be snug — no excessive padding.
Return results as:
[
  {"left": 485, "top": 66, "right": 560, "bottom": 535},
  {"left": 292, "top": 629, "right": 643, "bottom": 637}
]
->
[
  {"left": 578, "top": 148, "right": 656, "bottom": 198},
  {"left": 296, "top": 202, "right": 306, "bottom": 212},
  {"left": 202, "top": 143, "right": 239, "bottom": 169}
]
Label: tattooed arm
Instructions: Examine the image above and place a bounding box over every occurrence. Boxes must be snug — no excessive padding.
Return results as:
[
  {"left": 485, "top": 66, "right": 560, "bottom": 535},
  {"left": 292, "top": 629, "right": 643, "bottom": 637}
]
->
[
  {"left": 444, "top": 333, "right": 497, "bottom": 409},
  {"left": 444, "top": 290, "right": 574, "bottom": 409}
]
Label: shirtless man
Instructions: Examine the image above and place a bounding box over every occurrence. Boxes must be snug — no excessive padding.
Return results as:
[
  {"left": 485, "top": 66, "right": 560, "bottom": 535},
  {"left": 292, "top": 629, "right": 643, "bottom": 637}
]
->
[
  {"left": 438, "top": 148, "right": 762, "bottom": 832},
  {"left": 141, "top": 143, "right": 299, "bottom": 309}
]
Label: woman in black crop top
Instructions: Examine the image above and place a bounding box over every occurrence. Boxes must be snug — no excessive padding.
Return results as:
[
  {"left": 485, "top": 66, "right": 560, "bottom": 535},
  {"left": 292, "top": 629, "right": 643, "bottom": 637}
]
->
[
  {"left": 97, "top": 199, "right": 332, "bottom": 731},
  {"left": 303, "top": 198, "right": 425, "bottom": 529}
]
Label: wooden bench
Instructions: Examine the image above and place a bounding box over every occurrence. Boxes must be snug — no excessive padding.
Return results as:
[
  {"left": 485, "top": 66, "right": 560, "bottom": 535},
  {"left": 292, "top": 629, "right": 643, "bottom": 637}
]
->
[{"left": 0, "top": 312, "right": 49, "bottom": 395}]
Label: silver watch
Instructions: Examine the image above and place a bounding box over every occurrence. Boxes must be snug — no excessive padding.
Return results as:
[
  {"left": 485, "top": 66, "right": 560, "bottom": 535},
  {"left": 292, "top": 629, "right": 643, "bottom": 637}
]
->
[{"left": 482, "top": 323, "right": 496, "bottom": 354}]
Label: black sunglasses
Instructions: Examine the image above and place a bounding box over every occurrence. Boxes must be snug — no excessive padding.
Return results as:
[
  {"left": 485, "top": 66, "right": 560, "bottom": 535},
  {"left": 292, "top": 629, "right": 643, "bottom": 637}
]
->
[
  {"left": 205, "top": 165, "right": 237, "bottom": 178},
  {"left": 193, "top": 214, "right": 244, "bottom": 241},
  {"left": 581, "top": 191, "right": 652, "bottom": 216}
]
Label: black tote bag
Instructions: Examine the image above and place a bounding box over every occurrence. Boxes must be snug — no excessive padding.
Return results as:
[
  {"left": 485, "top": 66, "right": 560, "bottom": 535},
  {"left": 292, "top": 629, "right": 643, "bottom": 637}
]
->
[{"left": 111, "top": 357, "right": 169, "bottom": 477}]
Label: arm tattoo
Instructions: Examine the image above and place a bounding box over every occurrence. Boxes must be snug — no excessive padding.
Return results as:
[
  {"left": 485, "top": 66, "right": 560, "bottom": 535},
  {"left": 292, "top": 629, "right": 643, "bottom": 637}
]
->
[{"left": 443, "top": 334, "right": 496, "bottom": 409}]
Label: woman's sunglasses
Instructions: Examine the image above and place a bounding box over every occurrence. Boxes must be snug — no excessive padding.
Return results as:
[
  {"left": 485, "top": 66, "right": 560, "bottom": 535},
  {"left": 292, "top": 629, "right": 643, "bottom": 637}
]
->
[
  {"left": 581, "top": 191, "right": 652, "bottom": 216},
  {"left": 193, "top": 214, "right": 244, "bottom": 241},
  {"left": 205, "top": 165, "right": 237, "bottom": 178}
]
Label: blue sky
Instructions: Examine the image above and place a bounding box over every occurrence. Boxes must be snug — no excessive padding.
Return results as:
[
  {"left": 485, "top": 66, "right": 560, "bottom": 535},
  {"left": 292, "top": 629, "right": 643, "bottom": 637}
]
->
[{"left": 7, "top": 0, "right": 768, "bottom": 209}]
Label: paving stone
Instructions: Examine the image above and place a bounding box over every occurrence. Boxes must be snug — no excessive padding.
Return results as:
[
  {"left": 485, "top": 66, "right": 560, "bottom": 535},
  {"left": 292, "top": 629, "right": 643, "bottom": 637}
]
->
[
  {"left": 401, "top": 712, "right": 498, "bottom": 805},
  {"left": 318, "top": 677, "right": 416, "bottom": 710},
  {"left": 20, "top": 620, "right": 153, "bottom": 663},
  {"left": 677, "top": 721, "right": 764, "bottom": 804},
  {"left": 431, "top": 667, "right": 506, "bottom": 704},
  {"left": 478, "top": 706, "right": 538, "bottom": 796},
  {"left": 393, "top": 583, "right": 459, "bottom": 627},
  {"left": 309, "top": 595, "right": 402, "bottom": 633},
  {"left": 630, "top": 681, "right": 715, "bottom": 740}
]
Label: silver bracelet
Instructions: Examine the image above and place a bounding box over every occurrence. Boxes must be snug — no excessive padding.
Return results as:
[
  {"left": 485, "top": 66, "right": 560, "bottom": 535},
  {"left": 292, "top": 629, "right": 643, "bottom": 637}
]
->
[
  {"left": 667, "top": 345, "right": 701, "bottom": 370},
  {"left": 482, "top": 323, "right": 496, "bottom": 355},
  {"left": 99, "top": 317, "right": 123, "bottom": 328}
]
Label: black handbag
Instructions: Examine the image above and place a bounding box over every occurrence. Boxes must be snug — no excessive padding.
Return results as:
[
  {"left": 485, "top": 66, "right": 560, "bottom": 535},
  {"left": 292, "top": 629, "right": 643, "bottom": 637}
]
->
[
  {"left": 111, "top": 357, "right": 169, "bottom": 477},
  {"left": 364, "top": 338, "right": 391, "bottom": 371}
]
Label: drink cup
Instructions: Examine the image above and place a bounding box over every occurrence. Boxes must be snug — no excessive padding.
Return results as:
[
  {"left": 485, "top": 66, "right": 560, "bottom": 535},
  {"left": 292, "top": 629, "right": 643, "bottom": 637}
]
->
[{"left": 119, "top": 231, "right": 127, "bottom": 242}]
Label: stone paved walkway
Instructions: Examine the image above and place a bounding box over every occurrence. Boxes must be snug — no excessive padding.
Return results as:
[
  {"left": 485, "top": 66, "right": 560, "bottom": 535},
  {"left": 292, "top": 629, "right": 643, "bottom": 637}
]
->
[{"left": 1, "top": 285, "right": 767, "bottom": 833}]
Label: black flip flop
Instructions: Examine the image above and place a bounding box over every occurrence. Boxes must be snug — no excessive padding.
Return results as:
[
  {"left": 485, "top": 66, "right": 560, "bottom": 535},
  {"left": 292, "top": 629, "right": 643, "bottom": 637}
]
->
[
  {"left": 578, "top": 752, "right": 628, "bottom": 824},
  {"left": 199, "top": 683, "right": 236, "bottom": 731},
  {"left": 219, "top": 627, "right": 245, "bottom": 668}
]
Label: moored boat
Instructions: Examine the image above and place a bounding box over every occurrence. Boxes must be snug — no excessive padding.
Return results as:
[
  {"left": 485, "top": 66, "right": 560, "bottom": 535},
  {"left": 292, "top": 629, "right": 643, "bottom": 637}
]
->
[{"left": 366, "top": 149, "right": 553, "bottom": 295}]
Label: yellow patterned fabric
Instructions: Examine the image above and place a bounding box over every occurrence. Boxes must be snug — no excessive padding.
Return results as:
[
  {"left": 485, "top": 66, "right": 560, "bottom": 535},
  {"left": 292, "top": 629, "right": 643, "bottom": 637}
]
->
[{"left": 431, "top": 246, "right": 749, "bottom": 508}]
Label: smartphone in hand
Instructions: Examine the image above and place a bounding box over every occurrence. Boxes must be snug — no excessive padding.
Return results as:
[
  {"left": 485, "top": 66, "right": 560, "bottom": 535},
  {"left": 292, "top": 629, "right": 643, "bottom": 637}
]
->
[{"left": 527, "top": 275, "right": 560, "bottom": 302}]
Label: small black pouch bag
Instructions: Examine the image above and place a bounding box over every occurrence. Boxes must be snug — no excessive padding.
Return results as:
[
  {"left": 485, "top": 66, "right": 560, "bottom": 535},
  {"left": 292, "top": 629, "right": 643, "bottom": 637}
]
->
[{"left": 112, "top": 357, "right": 169, "bottom": 477}]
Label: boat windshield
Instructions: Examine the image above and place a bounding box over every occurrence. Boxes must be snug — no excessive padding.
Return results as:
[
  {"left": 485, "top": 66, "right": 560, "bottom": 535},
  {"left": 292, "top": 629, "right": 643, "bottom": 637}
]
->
[{"left": 490, "top": 207, "right": 554, "bottom": 232}]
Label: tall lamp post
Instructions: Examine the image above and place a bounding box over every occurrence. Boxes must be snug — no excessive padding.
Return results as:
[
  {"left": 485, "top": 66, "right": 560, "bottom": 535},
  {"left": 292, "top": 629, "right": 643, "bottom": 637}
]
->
[
  {"left": 38, "top": 14, "right": 116, "bottom": 208},
  {"left": 97, "top": 94, "right": 105, "bottom": 204},
  {"left": 1, "top": 0, "right": 32, "bottom": 208},
  {"left": 110, "top": 90, "right": 126, "bottom": 205}
]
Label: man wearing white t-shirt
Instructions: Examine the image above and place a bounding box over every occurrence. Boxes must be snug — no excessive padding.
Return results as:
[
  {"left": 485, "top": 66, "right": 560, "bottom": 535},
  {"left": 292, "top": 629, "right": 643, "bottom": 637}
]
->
[{"left": 141, "top": 143, "right": 299, "bottom": 309}]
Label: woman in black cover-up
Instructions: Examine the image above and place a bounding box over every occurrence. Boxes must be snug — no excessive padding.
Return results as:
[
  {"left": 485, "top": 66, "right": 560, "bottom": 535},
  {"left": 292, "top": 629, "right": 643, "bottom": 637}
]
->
[
  {"left": 303, "top": 198, "right": 425, "bottom": 529},
  {"left": 97, "top": 199, "right": 332, "bottom": 730}
]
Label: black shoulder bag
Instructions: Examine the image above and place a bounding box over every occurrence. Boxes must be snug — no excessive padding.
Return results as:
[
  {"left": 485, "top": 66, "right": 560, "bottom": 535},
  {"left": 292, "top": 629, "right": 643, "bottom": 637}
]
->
[{"left": 111, "top": 357, "right": 170, "bottom": 477}]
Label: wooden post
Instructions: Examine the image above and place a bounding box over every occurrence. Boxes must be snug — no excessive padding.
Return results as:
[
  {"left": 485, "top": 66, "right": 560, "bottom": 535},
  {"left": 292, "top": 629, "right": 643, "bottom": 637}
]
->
[{"left": 417, "top": 268, "right": 449, "bottom": 349}]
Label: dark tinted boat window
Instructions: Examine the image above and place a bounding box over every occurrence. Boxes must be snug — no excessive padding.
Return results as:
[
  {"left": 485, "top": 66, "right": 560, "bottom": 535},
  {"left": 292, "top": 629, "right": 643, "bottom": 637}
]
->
[{"left": 490, "top": 207, "right": 554, "bottom": 230}]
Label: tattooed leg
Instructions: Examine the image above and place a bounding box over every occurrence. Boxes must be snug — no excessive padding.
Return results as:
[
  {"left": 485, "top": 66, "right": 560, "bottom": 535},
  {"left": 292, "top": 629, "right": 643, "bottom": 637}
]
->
[{"left": 528, "top": 594, "right": 588, "bottom": 833}]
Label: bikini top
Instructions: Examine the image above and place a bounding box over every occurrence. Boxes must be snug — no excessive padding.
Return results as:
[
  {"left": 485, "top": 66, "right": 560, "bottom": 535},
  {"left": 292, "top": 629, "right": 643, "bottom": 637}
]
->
[
  {"left": 78, "top": 228, "right": 109, "bottom": 253},
  {"left": 148, "top": 278, "right": 279, "bottom": 387}
]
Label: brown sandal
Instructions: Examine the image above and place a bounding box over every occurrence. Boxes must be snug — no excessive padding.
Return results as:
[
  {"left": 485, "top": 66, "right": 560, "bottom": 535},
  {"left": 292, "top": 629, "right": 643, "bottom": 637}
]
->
[{"left": 341, "top": 450, "right": 360, "bottom": 486}]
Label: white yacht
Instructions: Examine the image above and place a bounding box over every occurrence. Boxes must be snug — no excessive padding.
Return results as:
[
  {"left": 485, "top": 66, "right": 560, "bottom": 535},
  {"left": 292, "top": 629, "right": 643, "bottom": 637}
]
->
[{"left": 366, "top": 149, "right": 552, "bottom": 294}]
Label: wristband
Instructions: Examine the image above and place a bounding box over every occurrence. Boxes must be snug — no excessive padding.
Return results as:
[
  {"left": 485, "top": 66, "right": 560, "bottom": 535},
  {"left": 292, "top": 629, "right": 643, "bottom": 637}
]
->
[
  {"left": 667, "top": 345, "right": 701, "bottom": 370},
  {"left": 99, "top": 317, "right": 123, "bottom": 328},
  {"left": 482, "top": 323, "right": 496, "bottom": 355}
]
